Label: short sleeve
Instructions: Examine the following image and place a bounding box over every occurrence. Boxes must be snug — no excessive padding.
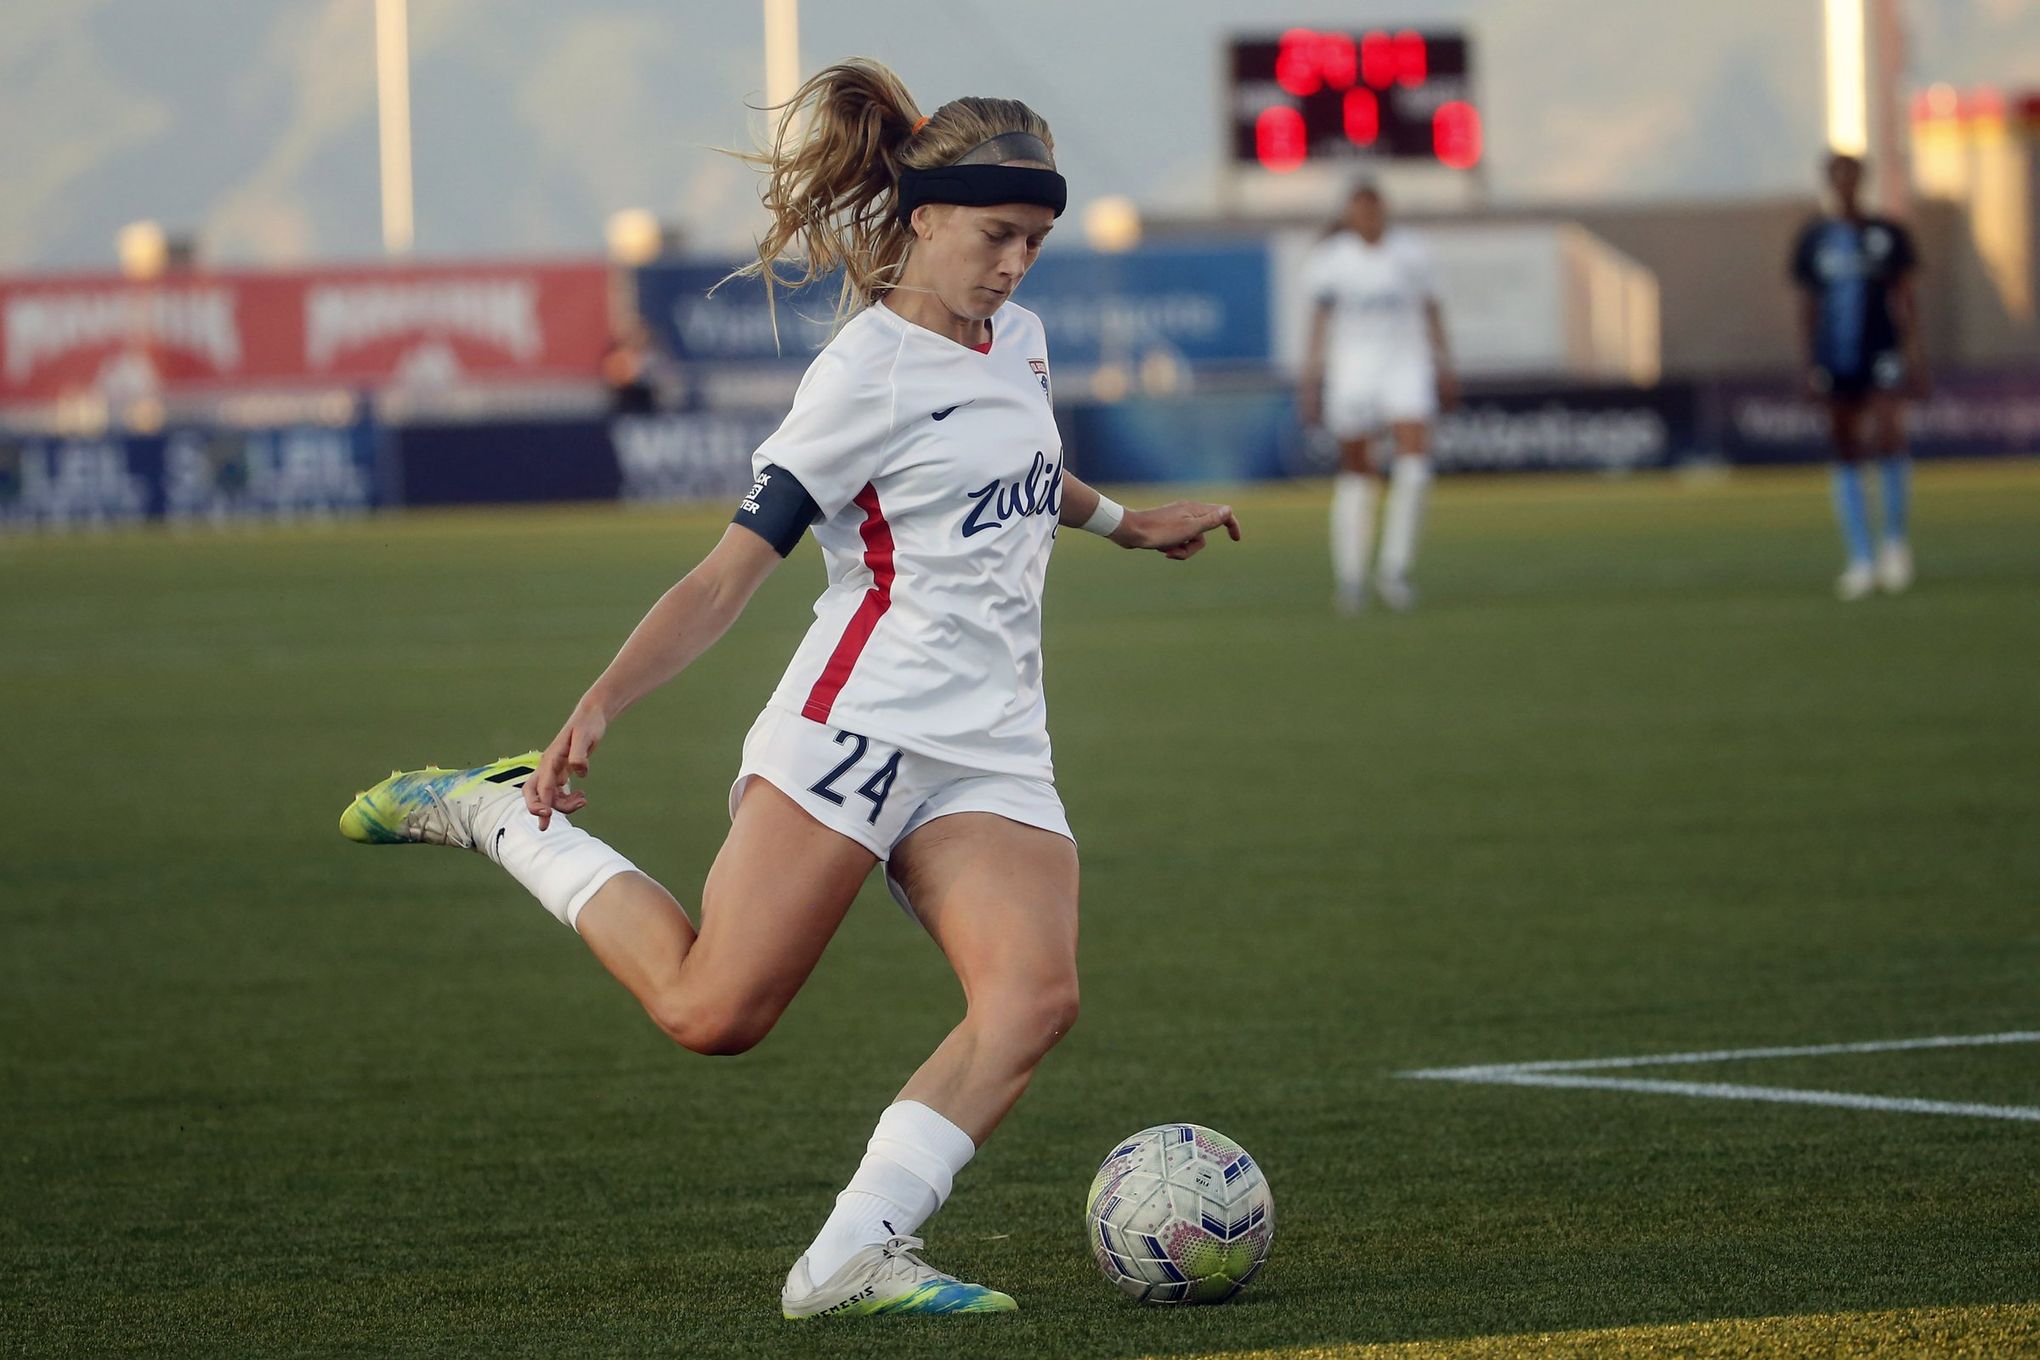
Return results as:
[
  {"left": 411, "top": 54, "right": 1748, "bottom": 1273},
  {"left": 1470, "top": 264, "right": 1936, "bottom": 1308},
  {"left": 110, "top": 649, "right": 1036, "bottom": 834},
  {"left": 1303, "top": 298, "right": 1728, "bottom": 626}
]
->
[
  {"left": 1887, "top": 221, "right": 1919, "bottom": 276},
  {"left": 1788, "top": 223, "right": 1818, "bottom": 288},
  {"left": 750, "top": 344, "right": 895, "bottom": 519}
]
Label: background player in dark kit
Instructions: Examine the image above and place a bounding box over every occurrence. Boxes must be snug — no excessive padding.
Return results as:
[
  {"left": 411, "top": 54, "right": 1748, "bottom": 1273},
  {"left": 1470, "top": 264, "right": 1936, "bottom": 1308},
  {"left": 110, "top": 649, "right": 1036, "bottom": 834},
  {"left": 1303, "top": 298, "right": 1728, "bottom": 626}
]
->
[{"left": 1788, "top": 152, "right": 1926, "bottom": 601}]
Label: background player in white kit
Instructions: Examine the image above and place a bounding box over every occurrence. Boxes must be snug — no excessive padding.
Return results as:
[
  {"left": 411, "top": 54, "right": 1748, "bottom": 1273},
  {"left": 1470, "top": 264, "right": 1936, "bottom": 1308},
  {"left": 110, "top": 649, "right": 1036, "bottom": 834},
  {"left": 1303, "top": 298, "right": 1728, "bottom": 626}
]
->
[
  {"left": 335, "top": 60, "right": 1239, "bottom": 1319},
  {"left": 1299, "top": 182, "right": 1457, "bottom": 613}
]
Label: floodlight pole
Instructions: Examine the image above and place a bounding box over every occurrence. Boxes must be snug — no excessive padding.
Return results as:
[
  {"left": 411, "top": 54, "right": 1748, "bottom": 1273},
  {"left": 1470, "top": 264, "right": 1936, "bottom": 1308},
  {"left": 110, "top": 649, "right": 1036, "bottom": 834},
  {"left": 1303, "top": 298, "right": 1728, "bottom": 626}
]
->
[
  {"left": 376, "top": 0, "right": 416, "bottom": 255},
  {"left": 1823, "top": 0, "right": 1869, "bottom": 158},
  {"left": 764, "top": 0, "right": 801, "bottom": 110}
]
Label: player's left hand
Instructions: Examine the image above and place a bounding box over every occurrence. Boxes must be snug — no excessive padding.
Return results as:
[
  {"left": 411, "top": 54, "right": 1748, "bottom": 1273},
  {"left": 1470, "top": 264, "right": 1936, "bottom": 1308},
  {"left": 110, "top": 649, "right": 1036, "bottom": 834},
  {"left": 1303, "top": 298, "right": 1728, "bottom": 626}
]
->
[{"left": 1113, "top": 501, "right": 1243, "bottom": 560}]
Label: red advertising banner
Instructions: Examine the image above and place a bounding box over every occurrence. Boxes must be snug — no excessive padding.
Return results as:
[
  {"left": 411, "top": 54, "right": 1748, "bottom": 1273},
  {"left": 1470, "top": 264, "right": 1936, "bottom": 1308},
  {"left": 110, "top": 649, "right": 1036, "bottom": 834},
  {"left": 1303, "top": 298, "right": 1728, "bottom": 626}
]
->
[{"left": 0, "top": 260, "right": 612, "bottom": 405}]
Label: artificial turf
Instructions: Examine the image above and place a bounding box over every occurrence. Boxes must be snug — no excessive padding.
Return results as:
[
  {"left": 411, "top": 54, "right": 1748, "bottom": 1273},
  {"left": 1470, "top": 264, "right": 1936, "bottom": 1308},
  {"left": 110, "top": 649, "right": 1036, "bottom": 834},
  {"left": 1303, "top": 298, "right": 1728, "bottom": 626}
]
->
[{"left": 3, "top": 462, "right": 2036, "bottom": 1358}]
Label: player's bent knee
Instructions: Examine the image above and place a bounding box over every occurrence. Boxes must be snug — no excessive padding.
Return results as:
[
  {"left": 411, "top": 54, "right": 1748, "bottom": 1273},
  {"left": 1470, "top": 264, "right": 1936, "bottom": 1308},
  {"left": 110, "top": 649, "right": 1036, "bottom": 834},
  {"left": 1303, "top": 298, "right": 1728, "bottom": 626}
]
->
[
  {"left": 646, "top": 992, "right": 776, "bottom": 1057},
  {"left": 1044, "top": 986, "right": 1081, "bottom": 1046},
  {"left": 976, "top": 980, "right": 1080, "bottom": 1057}
]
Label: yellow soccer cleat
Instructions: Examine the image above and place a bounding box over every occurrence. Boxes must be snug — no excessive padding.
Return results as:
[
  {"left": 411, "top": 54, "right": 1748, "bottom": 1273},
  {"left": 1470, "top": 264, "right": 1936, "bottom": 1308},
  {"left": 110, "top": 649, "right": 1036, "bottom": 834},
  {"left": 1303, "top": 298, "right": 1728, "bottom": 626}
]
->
[{"left": 338, "top": 752, "right": 543, "bottom": 849}]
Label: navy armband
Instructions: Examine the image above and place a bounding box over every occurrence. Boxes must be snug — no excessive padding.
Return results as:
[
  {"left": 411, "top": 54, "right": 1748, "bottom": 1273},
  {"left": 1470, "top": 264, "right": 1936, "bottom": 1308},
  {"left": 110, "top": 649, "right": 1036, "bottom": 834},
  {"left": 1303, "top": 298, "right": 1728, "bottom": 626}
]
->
[{"left": 731, "top": 463, "right": 821, "bottom": 556}]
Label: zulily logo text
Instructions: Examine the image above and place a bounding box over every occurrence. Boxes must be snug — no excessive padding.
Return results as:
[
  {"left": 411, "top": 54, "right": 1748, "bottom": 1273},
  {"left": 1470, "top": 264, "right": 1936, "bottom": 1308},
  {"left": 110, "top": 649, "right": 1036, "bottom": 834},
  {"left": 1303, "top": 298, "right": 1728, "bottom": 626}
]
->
[{"left": 961, "top": 451, "right": 1062, "bottom": 537}]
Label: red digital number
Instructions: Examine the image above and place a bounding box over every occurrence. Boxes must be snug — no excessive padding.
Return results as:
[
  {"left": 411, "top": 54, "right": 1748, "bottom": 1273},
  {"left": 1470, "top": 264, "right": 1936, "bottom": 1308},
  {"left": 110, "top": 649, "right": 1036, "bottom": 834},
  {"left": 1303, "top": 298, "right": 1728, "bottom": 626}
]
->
[
  {"left": 1394, "top": 31, "right": 1428, "bottom": 86},
  {"left": 1317, "top": 31, "right": 1357, "bottom": 90},
  {"left": 1343, "top": 88, "right": 1380, "bottom": 146},
  {"left": 1433, "top": 100, "right": 1482, "bottom": 169},
  {"left": 1278, "top": 28, "right": 1358, "bottom": 95},
  {"left": 1256, "top": 106, "right": 1308, "bottom": 173},
  {"left": 1359, "top": 30, "right": 1395, "bottom": 88},
  {"left": 1275, "top": 28, "right": 1321, "bottom": 96},
  {"left": 1360, "top": 29, "right": 1429, "bottom": 88}
]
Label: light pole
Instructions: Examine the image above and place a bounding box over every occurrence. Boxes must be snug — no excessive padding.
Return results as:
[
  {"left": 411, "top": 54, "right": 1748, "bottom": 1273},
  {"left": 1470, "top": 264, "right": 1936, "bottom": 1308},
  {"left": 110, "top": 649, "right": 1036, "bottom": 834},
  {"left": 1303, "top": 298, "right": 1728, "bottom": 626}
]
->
[
  {"left": 764, "top": 0, "right": 800, "bottom": 110},
  {"left": 1823, "top": 0, "right": 1869, "bottom": 157},
  {"left": 376, "top": 0, "right": 416, "bottom": 255}
]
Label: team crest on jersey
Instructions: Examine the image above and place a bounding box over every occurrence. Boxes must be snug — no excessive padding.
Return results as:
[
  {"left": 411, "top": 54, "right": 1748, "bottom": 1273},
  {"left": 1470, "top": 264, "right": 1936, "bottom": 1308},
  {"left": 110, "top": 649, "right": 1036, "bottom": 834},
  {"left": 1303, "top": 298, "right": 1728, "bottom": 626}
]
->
[{"left": 1029, "top": 358, "right": 1051, "bottom": 402}]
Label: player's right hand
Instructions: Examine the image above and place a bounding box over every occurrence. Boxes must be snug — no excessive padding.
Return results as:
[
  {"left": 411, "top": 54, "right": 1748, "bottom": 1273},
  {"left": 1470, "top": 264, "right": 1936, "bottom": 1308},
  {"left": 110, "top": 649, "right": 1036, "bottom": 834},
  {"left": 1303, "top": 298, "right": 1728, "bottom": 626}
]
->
[{"left": 528, "top": 703, "right": 608, "bottom": 828}]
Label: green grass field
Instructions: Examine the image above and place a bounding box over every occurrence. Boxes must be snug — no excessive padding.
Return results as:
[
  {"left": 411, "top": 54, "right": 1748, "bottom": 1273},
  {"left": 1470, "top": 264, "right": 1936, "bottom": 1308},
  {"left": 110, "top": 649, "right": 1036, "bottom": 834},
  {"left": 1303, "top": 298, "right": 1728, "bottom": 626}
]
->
[{"left": 4, "top": 462, "right": 2038, "bottom": 1358}]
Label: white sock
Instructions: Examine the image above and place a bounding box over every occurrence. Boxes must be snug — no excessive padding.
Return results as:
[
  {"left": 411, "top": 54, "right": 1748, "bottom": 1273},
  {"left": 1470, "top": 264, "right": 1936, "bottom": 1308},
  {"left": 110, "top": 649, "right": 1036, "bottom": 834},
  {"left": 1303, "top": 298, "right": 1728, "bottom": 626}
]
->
[
  {"left": 1377, "top": 454, "right": 1433, "bottom": 583},
  {"left": 1330, "top": 471, "right": 1376, "bottom": 596},
  {"left": 797, "top": 1100, "right": 977, "bottom": 1287},
  {"left": 477, "top": 799, "right": 640, "bottom": 931}
]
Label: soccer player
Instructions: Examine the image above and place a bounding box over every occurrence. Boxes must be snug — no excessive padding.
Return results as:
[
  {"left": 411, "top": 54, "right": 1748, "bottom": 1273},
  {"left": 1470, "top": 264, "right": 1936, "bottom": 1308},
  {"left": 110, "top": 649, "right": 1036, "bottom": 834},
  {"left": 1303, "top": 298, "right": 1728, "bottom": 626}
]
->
[
  {"left": 337, "top": 60, "right": 1239, "bottom": 1319},
  {"left": 1298, "top": 181, "right": 1457, "bottom": 613},
  {"left": 1789, "top": 152, "right": 1925, "bottom": 600}
]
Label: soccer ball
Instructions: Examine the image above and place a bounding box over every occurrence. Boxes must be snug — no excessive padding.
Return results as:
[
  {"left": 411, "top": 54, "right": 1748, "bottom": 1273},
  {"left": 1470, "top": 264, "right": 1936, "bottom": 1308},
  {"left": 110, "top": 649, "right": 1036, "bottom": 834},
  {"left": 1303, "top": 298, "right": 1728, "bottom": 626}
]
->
[{"left": 1084, "top": 1123, "right": 1274, "bottom": 1304}]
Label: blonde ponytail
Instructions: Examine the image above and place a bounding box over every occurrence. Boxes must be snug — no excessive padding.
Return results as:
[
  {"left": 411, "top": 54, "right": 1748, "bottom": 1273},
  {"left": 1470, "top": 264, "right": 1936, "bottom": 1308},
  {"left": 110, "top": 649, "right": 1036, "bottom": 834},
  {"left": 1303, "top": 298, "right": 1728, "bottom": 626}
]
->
[{"left": 729, "top": 57, "right": 1055, "bottom": 333}]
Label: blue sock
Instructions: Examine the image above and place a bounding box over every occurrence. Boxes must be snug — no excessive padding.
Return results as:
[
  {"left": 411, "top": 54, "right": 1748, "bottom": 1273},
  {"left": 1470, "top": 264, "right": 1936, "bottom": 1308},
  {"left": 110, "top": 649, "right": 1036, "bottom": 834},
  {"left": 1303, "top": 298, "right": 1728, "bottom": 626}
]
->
[
  {"left": 1831, "top": 463, "right": 1873, "bottom": 566},
  {"left": 1879, "top": 455, "right": 1911, "bottom": 543}
]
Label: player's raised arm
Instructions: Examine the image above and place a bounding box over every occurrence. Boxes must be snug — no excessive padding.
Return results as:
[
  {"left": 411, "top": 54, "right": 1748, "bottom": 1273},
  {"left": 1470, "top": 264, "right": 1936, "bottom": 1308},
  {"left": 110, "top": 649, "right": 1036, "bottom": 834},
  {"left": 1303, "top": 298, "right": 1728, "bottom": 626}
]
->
[{"left": 1060, "top": 472, "right": 1241, "bottom": 561}]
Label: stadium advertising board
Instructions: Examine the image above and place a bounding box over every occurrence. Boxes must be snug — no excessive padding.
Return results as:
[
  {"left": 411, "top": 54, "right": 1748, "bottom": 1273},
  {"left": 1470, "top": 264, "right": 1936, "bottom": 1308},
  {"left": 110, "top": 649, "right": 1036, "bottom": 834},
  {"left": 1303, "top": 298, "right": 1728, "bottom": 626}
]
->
[
  {"left": 1433, "top": 386, "right": 1685, "bottom": 473},
  {"left": 611, "top": 412, "right": 782, "bottom": 504},
  {"left": 1714, "top": 370, "right": 2040, "bottom": 463},
  {"left": 634, "top": 245, "right": 1272, "bottom": 371},
  {"left": 0, "top": 423, "right": 381, "bottom": 530},
  {"left": 0, "top": 261, "right": 611, "bottom": 405},
  {"left": 1066, "top": 384, "right": 1687, "bottom": 485}
]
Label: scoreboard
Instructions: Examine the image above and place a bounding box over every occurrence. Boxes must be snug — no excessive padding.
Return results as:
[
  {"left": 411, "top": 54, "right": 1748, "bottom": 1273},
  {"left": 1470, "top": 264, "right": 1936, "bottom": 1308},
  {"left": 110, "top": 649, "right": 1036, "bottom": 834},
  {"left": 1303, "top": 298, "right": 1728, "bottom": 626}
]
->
[{"left": 1229, "top": 29, "right": 1481, "bottom": 172}]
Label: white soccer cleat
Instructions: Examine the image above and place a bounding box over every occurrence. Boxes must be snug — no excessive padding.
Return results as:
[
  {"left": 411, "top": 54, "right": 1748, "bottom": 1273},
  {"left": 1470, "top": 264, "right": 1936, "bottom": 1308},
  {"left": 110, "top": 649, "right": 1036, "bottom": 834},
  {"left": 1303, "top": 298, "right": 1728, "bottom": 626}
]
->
[
  {"left": 1375, "top": 574, "right": 1417, "bottom": 612},
  {"left": 781, "top": 1236, "right": 1017, "bottom": 1318},
  {"left": 1334, "top": 582, "right": 1368, "bottom": 616},
  {"left": 1877, "top": 540, "right": 1914, "bottom": 594},
  {"left": 1835, "top": 561, "right": 1877, "bottom": 602},
  {"left": 338, "top": 752, "right": 542, "bottom": 850}
]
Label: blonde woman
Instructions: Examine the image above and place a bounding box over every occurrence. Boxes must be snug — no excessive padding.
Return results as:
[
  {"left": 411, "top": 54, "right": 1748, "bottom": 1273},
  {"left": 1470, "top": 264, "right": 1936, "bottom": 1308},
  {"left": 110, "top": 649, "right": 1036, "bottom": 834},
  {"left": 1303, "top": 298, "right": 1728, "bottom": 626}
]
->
[{"left": 338, "top": 58, "right": 1239, "bottom": 1319}]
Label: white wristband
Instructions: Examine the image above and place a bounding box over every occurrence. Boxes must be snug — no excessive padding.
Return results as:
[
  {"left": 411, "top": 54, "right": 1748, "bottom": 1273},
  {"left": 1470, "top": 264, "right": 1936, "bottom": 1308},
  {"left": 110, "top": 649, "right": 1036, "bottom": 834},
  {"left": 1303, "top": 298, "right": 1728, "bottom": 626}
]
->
[{"left": 1080, "top": 494, "right": 1125, "bottom": 538}]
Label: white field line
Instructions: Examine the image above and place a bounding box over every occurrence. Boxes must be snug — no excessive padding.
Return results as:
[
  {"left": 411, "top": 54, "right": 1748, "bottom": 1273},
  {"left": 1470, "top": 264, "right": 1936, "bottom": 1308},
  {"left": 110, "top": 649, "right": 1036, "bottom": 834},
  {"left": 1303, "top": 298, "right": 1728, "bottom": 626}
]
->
[{"left": 1400, "top": 1031, "right": 2040, "bottom": 1123}]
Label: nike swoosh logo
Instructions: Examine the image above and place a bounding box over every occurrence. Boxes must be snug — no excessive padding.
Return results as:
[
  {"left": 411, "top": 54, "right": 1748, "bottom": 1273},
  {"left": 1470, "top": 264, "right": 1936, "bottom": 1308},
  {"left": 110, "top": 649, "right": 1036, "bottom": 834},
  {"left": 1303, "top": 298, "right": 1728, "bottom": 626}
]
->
[
  {"left": 931, "top": 403, "right": 970, "bottom": 421},
  {"left": 493, "top": 826, "right": 507, "bottom": 858}
]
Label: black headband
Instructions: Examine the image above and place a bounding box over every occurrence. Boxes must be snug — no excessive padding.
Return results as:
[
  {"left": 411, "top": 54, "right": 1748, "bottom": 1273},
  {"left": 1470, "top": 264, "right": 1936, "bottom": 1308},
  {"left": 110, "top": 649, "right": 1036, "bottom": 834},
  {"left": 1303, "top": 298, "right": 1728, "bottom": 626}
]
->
[{"left": 895, "top": 165, "right": 1068, "bottom": 228}]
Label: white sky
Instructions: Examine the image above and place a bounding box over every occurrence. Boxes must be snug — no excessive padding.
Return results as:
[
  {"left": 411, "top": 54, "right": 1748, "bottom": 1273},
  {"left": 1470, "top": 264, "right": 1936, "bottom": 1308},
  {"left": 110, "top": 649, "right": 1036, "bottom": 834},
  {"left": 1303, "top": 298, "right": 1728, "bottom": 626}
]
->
[{"left": 2, "top": 0, "right": 2036, "bottom": 270}]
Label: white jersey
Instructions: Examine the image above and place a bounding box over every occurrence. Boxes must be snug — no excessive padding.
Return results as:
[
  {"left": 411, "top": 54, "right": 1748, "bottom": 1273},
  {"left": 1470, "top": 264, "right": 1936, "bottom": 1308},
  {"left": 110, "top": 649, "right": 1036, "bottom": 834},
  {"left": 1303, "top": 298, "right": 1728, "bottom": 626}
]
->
[
  {"left": 1303, "top": 227, "right": 1438, "bottom": 372},
  {"left": 751, "top": 300, "right": 1063, "bottom": 779}
]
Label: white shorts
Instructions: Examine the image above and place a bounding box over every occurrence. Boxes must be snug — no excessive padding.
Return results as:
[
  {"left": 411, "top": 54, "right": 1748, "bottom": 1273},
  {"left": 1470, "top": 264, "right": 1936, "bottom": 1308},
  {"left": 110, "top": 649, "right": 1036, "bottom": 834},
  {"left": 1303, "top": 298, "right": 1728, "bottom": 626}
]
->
[
  {"left": 1325, "top": 354, "right": 1437, "bottom": 439},
  {"left": 728, "top": 706, "right": 1074, "bottom": 918}
]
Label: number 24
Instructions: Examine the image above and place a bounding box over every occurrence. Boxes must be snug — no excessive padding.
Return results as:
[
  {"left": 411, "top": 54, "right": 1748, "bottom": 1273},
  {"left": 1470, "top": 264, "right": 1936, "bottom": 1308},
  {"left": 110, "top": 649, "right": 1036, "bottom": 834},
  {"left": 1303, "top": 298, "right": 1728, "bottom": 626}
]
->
[{"left": 810, "top": 729, "right": 902, "bottom": 825}]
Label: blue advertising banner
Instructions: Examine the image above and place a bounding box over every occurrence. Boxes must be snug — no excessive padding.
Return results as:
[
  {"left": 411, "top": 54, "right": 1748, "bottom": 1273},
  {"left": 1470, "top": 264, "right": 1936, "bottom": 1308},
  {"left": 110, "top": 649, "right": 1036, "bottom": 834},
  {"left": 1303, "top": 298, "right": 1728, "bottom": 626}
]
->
[
  {"left": 634, "top": 244, "right": 1272, "bottom": 371},
  {"left": 0, "top": 423, "right": 381, "bottom": 532},
  {"left": 611, "top": 411, "right": 779, "bottom": 504},
  {"left": 391, "top": 417, "right": 619, "bottom": 507},
  {"left": 1712, "top": 369, "right": 2040, "bottom": 464},
  {"left": 1062, "top": 393, "right": 1298, "bottom": 485},
  {"left": 385, "top": 414, "right": 768, "bottom": 510},
  {"left": 1064, "top": 384, "right": 1688, "bottom": 486},
  {"left": 1005, "top": 245, "right": 1272, "bottom": 369}
]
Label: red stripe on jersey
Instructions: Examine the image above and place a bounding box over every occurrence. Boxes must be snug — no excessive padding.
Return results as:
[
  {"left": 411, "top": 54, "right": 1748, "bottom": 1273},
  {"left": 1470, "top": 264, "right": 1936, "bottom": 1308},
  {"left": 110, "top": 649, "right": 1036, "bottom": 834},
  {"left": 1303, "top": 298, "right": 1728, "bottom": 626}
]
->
[{"left": 802, "top": 482, "right": 896, "bottom": 724}]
